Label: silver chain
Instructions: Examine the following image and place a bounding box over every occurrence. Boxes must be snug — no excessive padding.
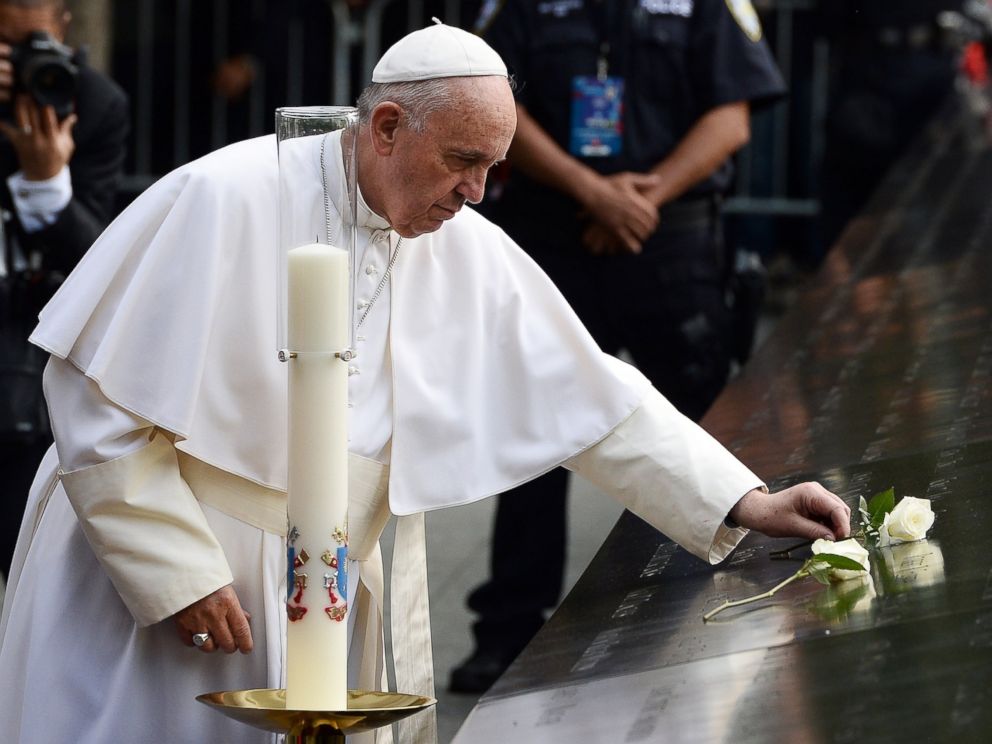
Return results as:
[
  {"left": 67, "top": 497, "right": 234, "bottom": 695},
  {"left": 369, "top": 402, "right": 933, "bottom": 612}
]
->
[
  {"left": 358, "top": 238, "right": 401, "bottom": 327},
  {"left": 320, "top": 133, "right": 401, "bottom": 331}
]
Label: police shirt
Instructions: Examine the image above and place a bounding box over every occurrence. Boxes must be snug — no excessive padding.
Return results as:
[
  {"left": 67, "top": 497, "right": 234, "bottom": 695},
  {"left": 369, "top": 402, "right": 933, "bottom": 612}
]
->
[{"left": 479, "top": 0, "right": 786, "bottom": 245}]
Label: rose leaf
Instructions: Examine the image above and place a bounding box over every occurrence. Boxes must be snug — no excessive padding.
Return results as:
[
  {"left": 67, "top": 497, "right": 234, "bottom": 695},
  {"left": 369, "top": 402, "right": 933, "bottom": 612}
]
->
[
  {"left": 867, "top": 487, "right": 895, "bottom": 529},
  {"left": 811, "top": 554, "right": 868, "bottom": 572}
]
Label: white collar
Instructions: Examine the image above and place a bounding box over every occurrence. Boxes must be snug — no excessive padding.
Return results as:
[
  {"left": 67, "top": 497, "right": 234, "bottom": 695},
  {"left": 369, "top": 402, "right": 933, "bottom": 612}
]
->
[{"left": 357, "top": 185, "right": 391, "bottom": 233}]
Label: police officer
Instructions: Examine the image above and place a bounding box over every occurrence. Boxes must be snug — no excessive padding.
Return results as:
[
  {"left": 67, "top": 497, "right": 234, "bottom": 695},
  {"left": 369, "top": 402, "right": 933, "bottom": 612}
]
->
[{"left": 451, "top": 0, "right": 786, "bottom": 693}]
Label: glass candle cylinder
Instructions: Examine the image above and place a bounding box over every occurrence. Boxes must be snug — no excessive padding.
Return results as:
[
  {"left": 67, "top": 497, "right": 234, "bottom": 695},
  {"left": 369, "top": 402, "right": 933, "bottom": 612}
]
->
[
  {"left": 276, "top": 106, "right": 359, "bottom": 352},
  {"left": 276, "top": 106, "right": 358, "bottom": 711}
]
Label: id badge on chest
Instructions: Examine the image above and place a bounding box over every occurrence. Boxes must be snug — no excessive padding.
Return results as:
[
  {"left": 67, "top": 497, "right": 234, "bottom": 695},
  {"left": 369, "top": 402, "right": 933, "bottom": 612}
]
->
[{"left": 569, "top": 75, "right": 624, "bottom": 158}]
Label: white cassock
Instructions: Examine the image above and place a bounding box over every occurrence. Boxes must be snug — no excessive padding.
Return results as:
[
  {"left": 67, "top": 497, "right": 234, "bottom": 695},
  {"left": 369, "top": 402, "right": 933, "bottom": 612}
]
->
[{"left": 0, "top": 132, "right": 762, "bottom": 744}]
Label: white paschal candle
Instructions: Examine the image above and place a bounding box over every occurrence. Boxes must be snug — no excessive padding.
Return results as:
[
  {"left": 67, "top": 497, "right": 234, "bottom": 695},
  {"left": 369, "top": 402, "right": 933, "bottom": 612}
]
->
[{"left": 285, "top": 242, "right": 349, "bottom": 710}]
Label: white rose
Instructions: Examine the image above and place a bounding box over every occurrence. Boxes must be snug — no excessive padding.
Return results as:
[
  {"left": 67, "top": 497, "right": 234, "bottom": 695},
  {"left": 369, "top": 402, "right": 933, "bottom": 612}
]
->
[
  {"left": 878, "top": 496, "right": 935, "bottom": 546},
  {"left": 811, "top": 537, "right": 871, "bottom": 582}
]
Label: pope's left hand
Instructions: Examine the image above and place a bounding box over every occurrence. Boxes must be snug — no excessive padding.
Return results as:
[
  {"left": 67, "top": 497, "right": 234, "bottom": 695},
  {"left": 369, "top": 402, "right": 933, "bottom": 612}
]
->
[
  {"left": 729, "top": 482, "right": 851, "bottom": 542},
  {"left": 173, "top": 584, "right": 253, "bottom": 654}
]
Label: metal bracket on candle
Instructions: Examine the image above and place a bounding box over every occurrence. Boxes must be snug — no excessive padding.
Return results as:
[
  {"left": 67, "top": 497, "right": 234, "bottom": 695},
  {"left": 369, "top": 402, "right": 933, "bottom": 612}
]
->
[{"left": 277, "top": 348, "right": 357, "bottom": 362}]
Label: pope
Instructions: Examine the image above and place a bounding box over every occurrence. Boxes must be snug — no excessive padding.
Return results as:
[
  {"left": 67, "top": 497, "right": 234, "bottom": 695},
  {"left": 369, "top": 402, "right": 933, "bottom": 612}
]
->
[{"left": 0, "top": 21, "right": 850, "bottom": 744}]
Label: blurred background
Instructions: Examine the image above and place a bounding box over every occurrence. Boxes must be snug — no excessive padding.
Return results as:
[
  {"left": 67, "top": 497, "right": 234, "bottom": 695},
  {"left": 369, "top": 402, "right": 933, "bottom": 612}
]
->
[
  {"left": 6, "top": 2, "right": 992, "bottom": 740},
  {"left": 73, "top": 0, "right": 990, "bottom": 320}
]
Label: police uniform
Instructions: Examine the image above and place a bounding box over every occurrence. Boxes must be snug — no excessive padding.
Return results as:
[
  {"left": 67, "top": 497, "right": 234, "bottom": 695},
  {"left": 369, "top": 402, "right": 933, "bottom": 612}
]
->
[{"left": 451, "top": 0, "right": 786, "bottom": 692}]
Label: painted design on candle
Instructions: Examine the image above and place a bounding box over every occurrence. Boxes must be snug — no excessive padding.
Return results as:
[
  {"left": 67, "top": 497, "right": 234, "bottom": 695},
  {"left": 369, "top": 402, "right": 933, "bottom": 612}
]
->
[
  {"left": 287, "top": 549, "right": 295, "bottom": 601},
  {"left": 286, "top": 526, "right": 312, "bottom": 618},
  {"left": 293, "top": 573, "right": 308, "bottom": 604},
  {"left": 287, "top": 525, "right": 301, "bottom": 602},
  {"left": 319, "top": 525, "right": 349, "bottom": 620},
  {"left": 324, "top": 572, "right": 339, "bottom": 604},
  {"left": 336, "top": 546, "right": 348, "bottom": 602},
  {"left": 288, "top": 573, "right": 308, "bottom": 616}
]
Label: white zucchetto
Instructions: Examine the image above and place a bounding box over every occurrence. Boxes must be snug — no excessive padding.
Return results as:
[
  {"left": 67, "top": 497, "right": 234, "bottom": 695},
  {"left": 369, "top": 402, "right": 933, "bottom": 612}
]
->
[{"left": 372, "top": 18, "right": 508, "bottom": 83}]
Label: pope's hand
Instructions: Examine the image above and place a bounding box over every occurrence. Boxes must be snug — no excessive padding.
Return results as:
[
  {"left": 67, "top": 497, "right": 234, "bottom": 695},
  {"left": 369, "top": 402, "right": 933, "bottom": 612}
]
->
[
  {"left": 728, "top": 483, "right": 851, "bottom": 542},
  {"left": 173, "top": 584, "right": 253, "bottom": 654}
]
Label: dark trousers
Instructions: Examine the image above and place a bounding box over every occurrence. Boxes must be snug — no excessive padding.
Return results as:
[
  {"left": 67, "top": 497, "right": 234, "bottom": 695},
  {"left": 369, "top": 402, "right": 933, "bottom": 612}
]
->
[
  {"left": 1, "top": 294, "right": 52, "bottom": 579},
  {"left": 1, "top": 440, "right": 49, "bottom": 577},
  {"left": 468, "top": 212, "right": 732, "bottom": 654}
]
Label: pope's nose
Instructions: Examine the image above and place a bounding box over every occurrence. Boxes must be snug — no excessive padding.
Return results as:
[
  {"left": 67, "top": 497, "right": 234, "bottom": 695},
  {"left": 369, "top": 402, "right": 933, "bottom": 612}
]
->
[{"left": 457, "top": 169, "right": 487, "bottom": 205}]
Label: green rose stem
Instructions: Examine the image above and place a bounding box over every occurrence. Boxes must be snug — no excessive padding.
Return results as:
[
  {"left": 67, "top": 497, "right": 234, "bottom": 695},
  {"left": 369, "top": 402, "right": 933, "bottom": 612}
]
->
[
  {"left": 703, "top": 553, "right": 867, "bottom": 622},
  {"left": 703, "top": 563, "right": 810, "bottom": 622}
]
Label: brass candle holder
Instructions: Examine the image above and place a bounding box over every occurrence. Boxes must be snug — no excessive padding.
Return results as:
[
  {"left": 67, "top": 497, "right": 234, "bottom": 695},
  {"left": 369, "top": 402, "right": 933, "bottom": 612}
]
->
[{"left": 198, "top": 687, "right": 435, "bottom": 743}]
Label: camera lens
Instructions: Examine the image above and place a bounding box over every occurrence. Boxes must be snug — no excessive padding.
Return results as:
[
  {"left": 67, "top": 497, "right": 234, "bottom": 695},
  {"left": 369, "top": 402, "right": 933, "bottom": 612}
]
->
[
  {"left": 9, "top": 33, "right": 80, "bottom": 119},
  {"left": 23, "top": 56, "right": 77, "bottom": 116}
]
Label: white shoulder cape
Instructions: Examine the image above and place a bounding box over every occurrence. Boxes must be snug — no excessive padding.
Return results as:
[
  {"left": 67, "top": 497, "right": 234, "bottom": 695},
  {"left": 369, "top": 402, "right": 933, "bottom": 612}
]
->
[{"left": 30, "top": 134, "right": 650, "bottom": 514}]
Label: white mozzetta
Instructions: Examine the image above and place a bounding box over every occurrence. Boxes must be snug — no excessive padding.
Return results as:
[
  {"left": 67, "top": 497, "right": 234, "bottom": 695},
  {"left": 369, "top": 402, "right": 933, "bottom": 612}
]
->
[{"left": 27, "top": 132, "right": 647, "bottom": 512}]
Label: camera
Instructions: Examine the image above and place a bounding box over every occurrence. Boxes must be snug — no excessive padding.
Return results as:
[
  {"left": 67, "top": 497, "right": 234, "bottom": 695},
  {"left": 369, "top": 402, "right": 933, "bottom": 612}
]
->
[{"left": 8, "top": 31, "right": 79, "bottom": 119}]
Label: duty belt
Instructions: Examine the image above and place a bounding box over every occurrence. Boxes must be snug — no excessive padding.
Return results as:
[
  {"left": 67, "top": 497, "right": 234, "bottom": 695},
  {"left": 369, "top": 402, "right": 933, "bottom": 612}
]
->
[{"left": 657, "top": 196, "right": 719, "bottom": 234}]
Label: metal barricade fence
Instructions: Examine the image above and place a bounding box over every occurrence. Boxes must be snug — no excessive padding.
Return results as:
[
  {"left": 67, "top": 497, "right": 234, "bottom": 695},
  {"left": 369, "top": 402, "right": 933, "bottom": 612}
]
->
[
  {"left": 728, "top": 0, "right": 827, "bottom": 220},
  {"left": 114, "top": 0, "right": 466, "bottom": 201},
  {"left": 112, "top": 0, "right": 822, "bottom": 228}
]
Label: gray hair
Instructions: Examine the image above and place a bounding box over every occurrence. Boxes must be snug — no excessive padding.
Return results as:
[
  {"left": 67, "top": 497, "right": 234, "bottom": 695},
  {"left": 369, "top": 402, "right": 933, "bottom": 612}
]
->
[{"left": 356, "top": 78, "right": 459, "bottom": 133}]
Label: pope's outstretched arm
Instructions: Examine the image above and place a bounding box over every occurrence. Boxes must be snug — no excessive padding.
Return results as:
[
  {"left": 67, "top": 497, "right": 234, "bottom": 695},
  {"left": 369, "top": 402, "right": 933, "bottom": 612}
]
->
[
  {"left": 565, "top": 386, "right": 850, "bottom": 562},
  {"left": 44, "top": 356, "right": 253, "bottom": 654}
]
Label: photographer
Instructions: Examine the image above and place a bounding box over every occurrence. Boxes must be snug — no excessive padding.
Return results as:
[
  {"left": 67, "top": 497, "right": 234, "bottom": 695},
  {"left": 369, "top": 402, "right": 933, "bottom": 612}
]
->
[{"left": 0, "top": 0, "right": 127, "bottom": 578}]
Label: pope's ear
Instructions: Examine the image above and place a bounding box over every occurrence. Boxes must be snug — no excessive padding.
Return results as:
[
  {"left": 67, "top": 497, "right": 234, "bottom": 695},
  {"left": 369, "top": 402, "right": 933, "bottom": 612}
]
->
[{"left": 369, "top": 102, "right": 403, "bottom": 156}]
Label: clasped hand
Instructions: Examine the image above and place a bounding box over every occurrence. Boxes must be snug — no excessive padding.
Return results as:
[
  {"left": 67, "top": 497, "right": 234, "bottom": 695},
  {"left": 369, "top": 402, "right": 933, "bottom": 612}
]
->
[{"left": 579, "top": 171, "right": 661, "bottom": 255}]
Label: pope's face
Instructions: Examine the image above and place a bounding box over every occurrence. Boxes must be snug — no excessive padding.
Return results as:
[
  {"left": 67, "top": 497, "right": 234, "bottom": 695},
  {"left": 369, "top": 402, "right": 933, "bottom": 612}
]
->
[{"left": 378, "top": 77, "right": 516, "bottom": 238}]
